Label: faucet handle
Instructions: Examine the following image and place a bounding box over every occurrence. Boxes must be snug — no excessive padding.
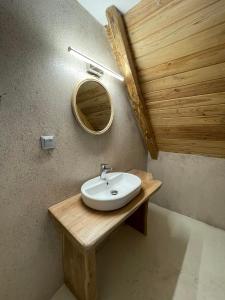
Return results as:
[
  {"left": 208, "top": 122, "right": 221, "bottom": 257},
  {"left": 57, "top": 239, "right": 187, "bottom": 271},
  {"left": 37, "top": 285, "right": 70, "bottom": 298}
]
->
[
  {"left": 101, "top": 163, "right": 109, "bottom": 168},
  {"left": 100, "top": 163, "right": 112, "bottom": 171},
  {"left": 100, "top": 163, "right": 112, "bottom": 180}
]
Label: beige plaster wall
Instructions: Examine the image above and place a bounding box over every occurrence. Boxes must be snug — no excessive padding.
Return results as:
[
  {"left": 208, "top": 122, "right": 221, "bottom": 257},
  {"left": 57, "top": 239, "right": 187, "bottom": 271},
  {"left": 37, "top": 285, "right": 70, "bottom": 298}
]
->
[
  {"left": 0, "top": 1, "right": 147, "bottom": 299},
  {"left": 148, "top": 152, "right": 225, "bottom": 230}
]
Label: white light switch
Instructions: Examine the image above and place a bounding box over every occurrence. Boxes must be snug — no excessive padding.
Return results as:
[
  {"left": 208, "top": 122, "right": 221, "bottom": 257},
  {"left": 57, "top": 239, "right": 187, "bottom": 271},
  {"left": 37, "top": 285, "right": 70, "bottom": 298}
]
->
[{"left": 40, "top": 136, "right": 55, "bottom": 150}]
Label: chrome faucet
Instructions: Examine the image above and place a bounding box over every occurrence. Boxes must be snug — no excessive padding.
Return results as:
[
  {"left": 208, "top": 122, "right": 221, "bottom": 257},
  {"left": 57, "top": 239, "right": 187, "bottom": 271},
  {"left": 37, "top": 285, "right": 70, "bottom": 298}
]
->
[{"left": 100, "top": 163, "right": 112, "bottom": 181}]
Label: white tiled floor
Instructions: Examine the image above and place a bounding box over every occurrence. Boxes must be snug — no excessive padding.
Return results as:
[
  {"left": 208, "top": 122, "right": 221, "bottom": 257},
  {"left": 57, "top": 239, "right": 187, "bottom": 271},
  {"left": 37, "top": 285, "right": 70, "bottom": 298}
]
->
[{"left": 51, "top": 203, "right": 225, "bottom": 300}]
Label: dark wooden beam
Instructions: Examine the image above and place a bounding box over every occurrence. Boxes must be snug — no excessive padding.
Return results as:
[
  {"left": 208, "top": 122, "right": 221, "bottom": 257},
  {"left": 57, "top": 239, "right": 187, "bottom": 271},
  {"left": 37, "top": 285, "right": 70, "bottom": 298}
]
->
[{"left": 106, "top": 6, "right": 158, "bottom": 159}]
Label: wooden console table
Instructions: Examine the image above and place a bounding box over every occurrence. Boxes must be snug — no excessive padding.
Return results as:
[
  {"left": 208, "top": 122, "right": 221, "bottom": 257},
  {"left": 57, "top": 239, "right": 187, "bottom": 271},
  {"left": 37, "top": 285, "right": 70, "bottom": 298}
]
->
[{"left": 48, "top": 169, "right": 161, "bottom": 300}]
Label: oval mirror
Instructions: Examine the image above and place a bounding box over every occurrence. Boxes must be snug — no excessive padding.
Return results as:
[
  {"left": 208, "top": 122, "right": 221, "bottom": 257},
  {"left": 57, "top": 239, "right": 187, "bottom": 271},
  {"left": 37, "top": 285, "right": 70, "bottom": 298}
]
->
[{"left": 72, "top": 79, "right": 113, "bottom": 135}]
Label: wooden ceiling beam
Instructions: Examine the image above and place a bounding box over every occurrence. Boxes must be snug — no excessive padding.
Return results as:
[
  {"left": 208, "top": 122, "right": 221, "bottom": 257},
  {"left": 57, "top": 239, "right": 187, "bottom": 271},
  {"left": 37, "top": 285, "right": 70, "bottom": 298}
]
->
[{"left": 106, "top": 6, "right": 158, "bottom": 159}]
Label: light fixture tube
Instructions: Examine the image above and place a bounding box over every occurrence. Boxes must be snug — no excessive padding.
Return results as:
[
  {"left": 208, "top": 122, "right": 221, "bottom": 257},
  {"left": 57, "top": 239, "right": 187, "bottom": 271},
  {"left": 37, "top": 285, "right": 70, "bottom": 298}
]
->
[{"left": 68, "top": 46, "right": 124, "bottom": 81}]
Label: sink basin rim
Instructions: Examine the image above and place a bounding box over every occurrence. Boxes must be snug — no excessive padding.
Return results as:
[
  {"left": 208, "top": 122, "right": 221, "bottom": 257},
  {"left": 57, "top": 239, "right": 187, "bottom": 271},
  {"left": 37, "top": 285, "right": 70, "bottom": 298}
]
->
[{"left": 81, "top": 172, "right": 142, "bottom": 211}]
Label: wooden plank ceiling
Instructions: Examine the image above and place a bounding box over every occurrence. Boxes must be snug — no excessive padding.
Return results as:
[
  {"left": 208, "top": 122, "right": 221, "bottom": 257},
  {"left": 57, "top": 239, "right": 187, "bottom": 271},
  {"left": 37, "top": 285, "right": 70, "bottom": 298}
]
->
[{"left": 109, "top": 0, "right": 225, "bottom": 158}]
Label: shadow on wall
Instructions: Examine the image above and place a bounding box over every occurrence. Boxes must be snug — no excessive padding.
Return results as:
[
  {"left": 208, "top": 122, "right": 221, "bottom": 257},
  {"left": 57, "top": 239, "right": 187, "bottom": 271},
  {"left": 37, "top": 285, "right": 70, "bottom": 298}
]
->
[{"left": 97, "top": 204, "right": 203, "bottom": 300}]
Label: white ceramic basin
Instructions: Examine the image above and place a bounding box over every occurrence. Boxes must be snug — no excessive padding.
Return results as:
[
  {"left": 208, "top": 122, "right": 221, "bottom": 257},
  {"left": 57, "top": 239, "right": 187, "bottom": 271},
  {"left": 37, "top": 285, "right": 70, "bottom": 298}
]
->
[{"left": 81, "top": 172, "right": 142, "bottom": 211}]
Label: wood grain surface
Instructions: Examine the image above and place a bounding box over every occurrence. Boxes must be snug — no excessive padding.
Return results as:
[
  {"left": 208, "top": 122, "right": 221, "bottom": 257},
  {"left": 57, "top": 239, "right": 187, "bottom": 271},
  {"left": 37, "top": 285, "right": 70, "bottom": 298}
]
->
[{"left": 122, "top": 0, "right": 225, "bottom": 158}]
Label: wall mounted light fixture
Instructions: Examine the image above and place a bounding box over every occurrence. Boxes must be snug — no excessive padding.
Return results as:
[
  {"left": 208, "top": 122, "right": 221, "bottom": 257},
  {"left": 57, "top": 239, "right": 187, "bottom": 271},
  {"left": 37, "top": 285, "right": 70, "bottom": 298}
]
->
[{"left": 68, "top": 46, "right": 124, "bottom": 81}]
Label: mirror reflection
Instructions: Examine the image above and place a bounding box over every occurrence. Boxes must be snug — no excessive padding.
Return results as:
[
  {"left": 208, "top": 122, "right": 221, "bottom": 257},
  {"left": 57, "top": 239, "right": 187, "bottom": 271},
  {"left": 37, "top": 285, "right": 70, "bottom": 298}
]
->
[{"left": 72, "top": 80, "right": 113, "bottom": 135}]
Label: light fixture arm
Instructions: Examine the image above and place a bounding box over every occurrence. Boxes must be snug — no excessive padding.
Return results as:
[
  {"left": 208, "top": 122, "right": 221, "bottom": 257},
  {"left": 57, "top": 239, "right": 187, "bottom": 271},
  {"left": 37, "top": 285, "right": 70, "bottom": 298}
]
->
[{"left": 68, "top": 46, "right": 124, "bottom": 81}]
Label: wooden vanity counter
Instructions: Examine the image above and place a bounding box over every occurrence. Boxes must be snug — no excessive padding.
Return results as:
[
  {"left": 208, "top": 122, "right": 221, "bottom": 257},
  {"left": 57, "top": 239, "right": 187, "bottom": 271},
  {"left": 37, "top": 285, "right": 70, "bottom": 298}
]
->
[{"left": 48, "top": 169, "right": 161, "bottom": 300}]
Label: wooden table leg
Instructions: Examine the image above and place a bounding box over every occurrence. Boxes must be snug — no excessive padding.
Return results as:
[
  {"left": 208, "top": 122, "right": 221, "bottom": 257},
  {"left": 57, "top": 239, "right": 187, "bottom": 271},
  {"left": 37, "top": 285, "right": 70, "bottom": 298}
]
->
[
  {"left": 63, "top": 234, "right": 97, "bottom": 300},
  {"left": 126, "top": 201, "right": 148, "bottom": 235}
]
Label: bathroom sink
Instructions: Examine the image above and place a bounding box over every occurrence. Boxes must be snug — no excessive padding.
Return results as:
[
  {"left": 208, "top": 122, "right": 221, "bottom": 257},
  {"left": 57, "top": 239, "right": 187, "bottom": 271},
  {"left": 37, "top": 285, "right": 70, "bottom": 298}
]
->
[{"left": 81, "top": 172, "right": 142, "bottom": 211}]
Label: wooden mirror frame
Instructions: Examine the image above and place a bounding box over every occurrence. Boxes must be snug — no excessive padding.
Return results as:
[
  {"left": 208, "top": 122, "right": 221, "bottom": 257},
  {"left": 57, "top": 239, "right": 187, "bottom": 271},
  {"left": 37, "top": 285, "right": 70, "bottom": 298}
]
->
[{"left": 71, "top": 79, "right": 114, "bottom": 135}]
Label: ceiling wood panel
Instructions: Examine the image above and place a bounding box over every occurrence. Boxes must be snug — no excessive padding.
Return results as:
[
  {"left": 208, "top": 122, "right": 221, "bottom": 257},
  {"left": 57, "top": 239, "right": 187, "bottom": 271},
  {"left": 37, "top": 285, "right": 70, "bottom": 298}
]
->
[
  {"left": 142, "top": 62, "right": 225, "bottom": 92},
  {"left": 147, "top": 93, "right": 225, "bottom": 110},
  {"left": 144, "top": 78, "right": 225, "bottom": 102},
  {"left": 154, "top": 125, "right": 225, "bottom": 141},
  {"left": 124, "top": 0, "right": 225, "bottom": 158},
  {"left": 135, "top": 22, "right": 225, "bottom": 69},
  {"left": 124, "top": 0, "right": 172, "bottom": 28},
  {"left": 150, "top": 115, "right": 225, "bottom": 126},
  {"left": 138, "top": 44, "right": 225, "bottom": 82},
  {"left": 127, "top": 0, "right": 222, "bottom": 45},
  {"left": 149, "top": 104, "right": 225, "bottom": 118}
]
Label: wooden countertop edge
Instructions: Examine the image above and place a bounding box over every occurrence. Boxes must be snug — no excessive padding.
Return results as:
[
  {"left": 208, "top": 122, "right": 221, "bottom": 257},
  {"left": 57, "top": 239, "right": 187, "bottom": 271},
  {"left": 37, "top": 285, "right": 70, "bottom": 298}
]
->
[{"left": 48, "top": 170, "right": 162, "bottom": 249}]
